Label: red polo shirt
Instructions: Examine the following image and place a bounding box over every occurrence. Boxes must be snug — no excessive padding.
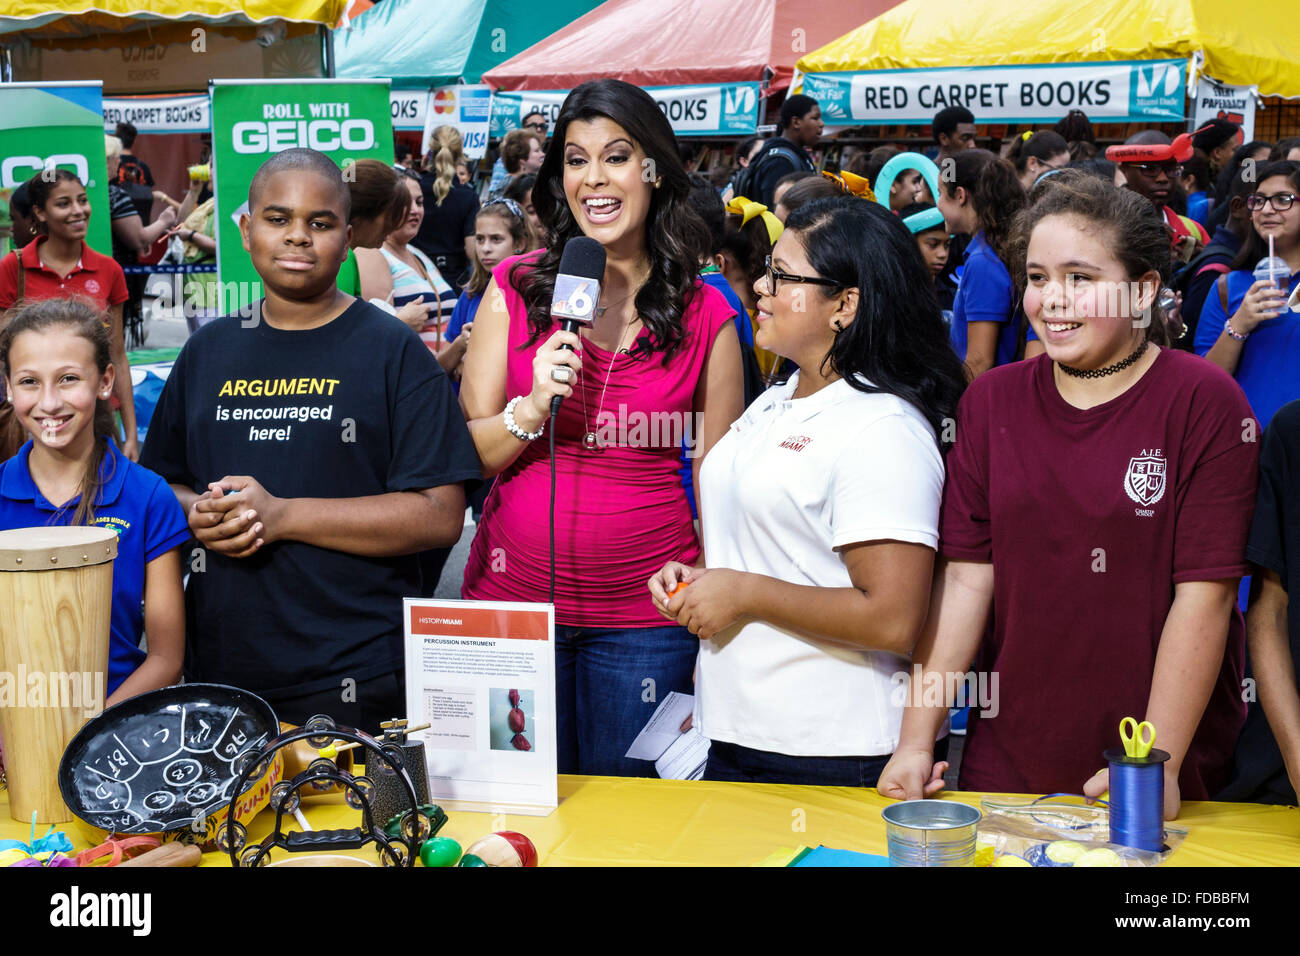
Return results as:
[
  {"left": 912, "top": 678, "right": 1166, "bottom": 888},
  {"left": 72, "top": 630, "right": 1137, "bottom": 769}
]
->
[{"left": 0, "top": 237, "right": 128, "bottom": 311}]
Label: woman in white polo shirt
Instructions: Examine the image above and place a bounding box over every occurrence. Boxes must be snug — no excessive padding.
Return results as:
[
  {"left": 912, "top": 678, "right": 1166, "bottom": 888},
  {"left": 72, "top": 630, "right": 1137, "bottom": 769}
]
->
[{"left": 649, "top": 195, "right": 967, "bottom": 785}]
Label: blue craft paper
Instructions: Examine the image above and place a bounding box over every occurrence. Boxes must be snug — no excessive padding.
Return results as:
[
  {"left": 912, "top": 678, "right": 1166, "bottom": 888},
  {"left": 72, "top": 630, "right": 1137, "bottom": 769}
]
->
[{"left": 791, "top": 846, "right": 892, "bottom": 867}]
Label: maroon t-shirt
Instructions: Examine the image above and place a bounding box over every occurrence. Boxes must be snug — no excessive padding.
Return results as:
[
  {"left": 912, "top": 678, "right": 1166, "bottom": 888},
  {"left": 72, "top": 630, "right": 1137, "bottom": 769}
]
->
[{"left": 940, "top": 349, "right": 1257, "bottom": 800}]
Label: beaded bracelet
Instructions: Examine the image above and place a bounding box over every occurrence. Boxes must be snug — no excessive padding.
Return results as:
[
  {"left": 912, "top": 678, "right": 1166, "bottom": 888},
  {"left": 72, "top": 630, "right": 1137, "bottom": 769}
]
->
[
  {"left": 1223, "top": 318, "right": 1249, "bottom": 342},
  {"left": 504, "top": 395, "right": 545, "bottom": 441}
]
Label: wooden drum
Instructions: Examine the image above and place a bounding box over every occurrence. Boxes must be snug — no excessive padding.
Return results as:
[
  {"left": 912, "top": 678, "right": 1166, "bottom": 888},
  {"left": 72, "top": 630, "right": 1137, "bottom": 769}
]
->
[{"left": 0, "top": 526, "right": 117, "bottom": 823}]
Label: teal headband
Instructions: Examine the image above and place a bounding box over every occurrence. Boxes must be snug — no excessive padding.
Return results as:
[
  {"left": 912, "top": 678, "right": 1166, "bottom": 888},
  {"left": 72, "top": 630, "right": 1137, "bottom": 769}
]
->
[{"left": 904, "top": 206, "right": 946, "bottom": 234}]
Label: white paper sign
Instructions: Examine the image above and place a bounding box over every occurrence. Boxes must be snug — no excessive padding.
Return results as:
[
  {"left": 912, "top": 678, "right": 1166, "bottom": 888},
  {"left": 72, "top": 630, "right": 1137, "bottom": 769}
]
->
[
  {"left": 103, "top": 94, "right": 210, "bottom": 133},
  {"left": 1192, "top": 76, "right": 1256, "bottom": 142},
  {"left": 389, "top": 88, "right": 427, "bottom": 132},
  {"left": 403, "top": 598, "right": 556, "bottom": 815}
]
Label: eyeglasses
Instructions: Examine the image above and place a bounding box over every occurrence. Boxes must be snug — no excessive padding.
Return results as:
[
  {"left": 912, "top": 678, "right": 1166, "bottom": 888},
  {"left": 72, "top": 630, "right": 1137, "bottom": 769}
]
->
[
  {"left": 1130, "top": 163, "right": 1182, "bottom": 179},
  {"left": 1247, "top": 192, "right": 1297, "bottom": 212},
  {"left": 523, "top": 122, "right": 548, "bottom": 134},
  {"left": 764, "top": 256, "right": 842, "bottom": 294}
]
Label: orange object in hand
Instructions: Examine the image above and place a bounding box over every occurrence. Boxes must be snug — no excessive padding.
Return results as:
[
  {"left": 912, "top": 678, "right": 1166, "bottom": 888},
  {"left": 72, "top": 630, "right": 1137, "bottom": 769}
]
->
[{"left": 669, "top": 580, "right": 689, "bottom": 597}]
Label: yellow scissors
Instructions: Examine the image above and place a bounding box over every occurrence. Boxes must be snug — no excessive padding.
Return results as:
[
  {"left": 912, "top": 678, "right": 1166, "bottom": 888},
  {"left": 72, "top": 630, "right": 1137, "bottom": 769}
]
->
[{"left": 1120, "top": 717, "right": 1156, "bottom": 758}]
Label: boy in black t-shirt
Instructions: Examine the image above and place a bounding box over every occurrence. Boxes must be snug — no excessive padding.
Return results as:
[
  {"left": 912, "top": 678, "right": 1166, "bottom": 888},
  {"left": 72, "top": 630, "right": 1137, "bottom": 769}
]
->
[{"left": 141, "top": 148, "right": 481, "bottom": 729}]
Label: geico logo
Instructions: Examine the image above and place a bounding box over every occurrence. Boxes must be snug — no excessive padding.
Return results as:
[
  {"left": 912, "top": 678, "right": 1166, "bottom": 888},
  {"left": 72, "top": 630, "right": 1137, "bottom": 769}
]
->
[
  {"left": 1, "top": 154, "right": 91, "bottom": 189},
  {"left": 232, "top": 119, "right": 376, "bottom": 154}
]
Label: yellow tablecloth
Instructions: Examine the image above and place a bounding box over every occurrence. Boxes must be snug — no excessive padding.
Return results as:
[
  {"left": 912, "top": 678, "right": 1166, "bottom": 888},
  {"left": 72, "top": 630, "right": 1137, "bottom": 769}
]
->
[{"left": 4, "top": 776, "right": 1298, "bottom": 866}]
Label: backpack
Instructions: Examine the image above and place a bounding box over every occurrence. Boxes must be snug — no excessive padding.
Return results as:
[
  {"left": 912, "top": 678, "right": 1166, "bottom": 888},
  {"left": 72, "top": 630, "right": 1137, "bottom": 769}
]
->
[
  {"left": 731, "top": 140, "right": 808, "bottom": 204},
  {"left": 1172, "top": 238, "right": 1237, "bottom": 299}
]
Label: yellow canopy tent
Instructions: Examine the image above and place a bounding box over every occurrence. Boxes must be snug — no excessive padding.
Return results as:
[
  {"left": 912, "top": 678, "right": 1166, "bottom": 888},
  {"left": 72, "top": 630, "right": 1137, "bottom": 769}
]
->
[
  {"left": 796, "top": 0, "right": 1300, "bottom": 99},
  {"left": 0, "top": 1, "right": 348, "bottom": 93}
]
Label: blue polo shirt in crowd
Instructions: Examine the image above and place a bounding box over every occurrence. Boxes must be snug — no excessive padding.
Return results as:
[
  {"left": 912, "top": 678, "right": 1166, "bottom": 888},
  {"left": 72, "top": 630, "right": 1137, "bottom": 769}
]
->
[
  {"left": 700, "top": 270, "right": 753, "bottom": 348},
  {"left": 0, "top": 440, "right": 189, "bottom": 695},
  {"left": 1195, "top": 267, "right": 1300, "bottom": 429},
  {"left": 447, "top": 290, "right": 480, "bottom": 343},
  {"left": 950, "top": 231, "right": 1035, "bottom": 367}
]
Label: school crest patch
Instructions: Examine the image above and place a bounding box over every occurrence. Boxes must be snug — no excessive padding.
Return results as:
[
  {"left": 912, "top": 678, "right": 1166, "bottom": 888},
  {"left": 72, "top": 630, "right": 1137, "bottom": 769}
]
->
[{"left": 1124, "top": 454, "right": 1166, "bottom": 506}]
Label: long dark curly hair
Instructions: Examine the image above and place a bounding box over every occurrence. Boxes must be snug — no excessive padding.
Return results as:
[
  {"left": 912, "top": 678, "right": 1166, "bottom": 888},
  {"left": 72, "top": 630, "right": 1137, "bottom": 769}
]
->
[{"left": 508, "top": 79, "right": 709, "bottom": 360}]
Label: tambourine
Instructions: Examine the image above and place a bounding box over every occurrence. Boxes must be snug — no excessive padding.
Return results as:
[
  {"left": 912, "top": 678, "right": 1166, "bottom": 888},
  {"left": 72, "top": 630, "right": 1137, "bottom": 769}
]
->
[
  {"left": 276, "top": 721, "right": 355, "bottom": 803},
  {"left": 223, "top": 716, "right": 423, "bottom": 868},
  {"left": 57, "top": 683, "right": 283, "bottom": 849}
]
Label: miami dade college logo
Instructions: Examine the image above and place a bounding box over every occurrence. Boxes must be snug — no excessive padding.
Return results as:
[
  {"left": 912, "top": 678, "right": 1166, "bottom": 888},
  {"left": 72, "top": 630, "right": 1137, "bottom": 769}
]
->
[{"left": 1124, "top": 450, "right": 1167, "bottom": 506}]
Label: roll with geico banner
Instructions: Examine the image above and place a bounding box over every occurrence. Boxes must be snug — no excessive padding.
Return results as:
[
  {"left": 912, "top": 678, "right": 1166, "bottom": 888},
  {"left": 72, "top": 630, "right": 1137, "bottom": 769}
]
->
[{"left": 209, "top": 79, "right": 395, "bottom": 315}]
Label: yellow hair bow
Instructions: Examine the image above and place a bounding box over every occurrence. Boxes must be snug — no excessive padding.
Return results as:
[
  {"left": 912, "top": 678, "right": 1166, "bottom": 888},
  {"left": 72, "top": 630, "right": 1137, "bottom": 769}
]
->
[
  {"left": 726, "top": 195, "right": 783, "bottom": 245},
  {"left": 821, "top": 169, "right": 876, "bottom": 202},
  {"left": 1021, "top": 130, "right": 1033, "bottom": 141}
]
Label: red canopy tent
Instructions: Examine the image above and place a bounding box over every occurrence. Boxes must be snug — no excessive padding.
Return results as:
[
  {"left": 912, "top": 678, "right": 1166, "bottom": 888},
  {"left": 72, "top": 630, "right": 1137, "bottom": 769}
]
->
[{"left": 482, "top": 0, "right": 899, "bottom": 97}]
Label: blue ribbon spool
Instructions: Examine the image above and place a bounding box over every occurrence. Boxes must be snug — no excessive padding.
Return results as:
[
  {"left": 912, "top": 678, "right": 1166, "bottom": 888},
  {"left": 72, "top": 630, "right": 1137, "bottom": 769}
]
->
[{"left": 1104, "top": 746, "right": 1170, "bottom": 852}]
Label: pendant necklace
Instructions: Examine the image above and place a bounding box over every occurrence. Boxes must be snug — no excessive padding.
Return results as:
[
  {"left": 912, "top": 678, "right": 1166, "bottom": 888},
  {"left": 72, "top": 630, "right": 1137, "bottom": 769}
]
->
[
  {"left": 595, "top": 290, "right": 635, "bottom": 317},
  {"left": 579, "top": 319, "right": 638, "bottom": 451}
]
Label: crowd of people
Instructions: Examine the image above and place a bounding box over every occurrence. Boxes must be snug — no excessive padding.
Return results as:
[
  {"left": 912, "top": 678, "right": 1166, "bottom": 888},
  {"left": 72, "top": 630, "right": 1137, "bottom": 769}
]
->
[{"left": 2, "top": 78, "right": 1300, "bottom": 813}]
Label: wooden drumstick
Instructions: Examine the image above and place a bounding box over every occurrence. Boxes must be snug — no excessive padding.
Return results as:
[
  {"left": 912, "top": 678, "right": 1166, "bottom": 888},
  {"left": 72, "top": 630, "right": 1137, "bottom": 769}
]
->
[
  {"left": 318, "top": 724, "right": 432, "bottom": 758},
  {"left": 318, "top": 740, "right": 363, "bottom": 759},
  {"left": 119, "top": 843, "right": 202, "bottom": 868}
]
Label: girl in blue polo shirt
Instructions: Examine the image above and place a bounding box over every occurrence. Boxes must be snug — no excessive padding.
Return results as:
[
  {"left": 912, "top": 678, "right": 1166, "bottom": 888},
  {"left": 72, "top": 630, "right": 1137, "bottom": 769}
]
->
[
  {"left": 0, "top": 299, "right": 188, "bottom": 706},
  {"left": 1196, "top": 161, "right": 1300, "bottom": 429},
  {"left": 936, "top": 149, "right": 1037, "bottom": 378}
]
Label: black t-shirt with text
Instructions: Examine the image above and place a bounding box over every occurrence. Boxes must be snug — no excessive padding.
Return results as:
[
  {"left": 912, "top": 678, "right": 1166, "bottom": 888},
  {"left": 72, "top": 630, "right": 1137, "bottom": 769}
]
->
[{"left": 140, "top": 299, "right": 482, "bottom": 700}]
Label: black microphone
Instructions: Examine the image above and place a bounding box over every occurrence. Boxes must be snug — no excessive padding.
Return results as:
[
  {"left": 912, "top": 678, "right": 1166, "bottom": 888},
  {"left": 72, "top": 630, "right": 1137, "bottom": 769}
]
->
[{"left": 549, "top": 236, "right": 606, "bottom": 416}]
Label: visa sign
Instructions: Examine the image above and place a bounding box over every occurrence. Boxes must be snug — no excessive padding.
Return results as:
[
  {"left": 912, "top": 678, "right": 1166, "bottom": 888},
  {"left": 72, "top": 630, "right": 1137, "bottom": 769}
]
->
[{"left": 423, "top": 85, "right": 492, "bottom": 160}]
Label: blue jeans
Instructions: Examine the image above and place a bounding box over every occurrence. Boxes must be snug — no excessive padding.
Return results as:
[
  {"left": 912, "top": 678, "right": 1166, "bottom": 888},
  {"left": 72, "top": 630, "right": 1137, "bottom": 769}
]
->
[
  {"left": 703, "top": 737, "right": 952, "bottom": 788},
  {"left": 556, "top": 624, "right": 698, "bottom": 777}
]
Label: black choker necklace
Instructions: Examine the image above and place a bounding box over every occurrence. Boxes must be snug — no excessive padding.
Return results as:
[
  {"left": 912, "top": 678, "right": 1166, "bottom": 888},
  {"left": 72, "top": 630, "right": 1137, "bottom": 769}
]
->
[{"left": 1058, "top": 340, "right": 1149, "bottom": 379}]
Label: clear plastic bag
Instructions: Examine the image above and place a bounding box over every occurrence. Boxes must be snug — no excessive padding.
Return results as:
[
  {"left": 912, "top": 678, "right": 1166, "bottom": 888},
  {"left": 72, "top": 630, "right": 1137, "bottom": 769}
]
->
[{"left": 976, "top": 795, "right": 1187, "bottom": 867}]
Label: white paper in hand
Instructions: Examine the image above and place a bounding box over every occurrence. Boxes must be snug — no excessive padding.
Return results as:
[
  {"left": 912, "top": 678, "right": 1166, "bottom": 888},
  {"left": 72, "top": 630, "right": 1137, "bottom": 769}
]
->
[{"left": 624, "top": 691, "right": 710, "bottom": 779}]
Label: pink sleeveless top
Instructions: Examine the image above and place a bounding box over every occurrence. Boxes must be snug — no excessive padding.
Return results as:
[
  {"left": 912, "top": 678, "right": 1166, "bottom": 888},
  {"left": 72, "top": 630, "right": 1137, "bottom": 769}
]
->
[{"left": 462, "top": 254, "right": 735, "bottom": 626}]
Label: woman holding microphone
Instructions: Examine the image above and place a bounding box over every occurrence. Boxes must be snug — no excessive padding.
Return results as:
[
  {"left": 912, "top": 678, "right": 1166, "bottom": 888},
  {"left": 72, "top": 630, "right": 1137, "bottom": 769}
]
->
[
  {"left": 459, "top": 80, "right": 743, "bottom": 776},
  {"left": 650, "top": 197, "right": 967, "bottom": 785}
]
